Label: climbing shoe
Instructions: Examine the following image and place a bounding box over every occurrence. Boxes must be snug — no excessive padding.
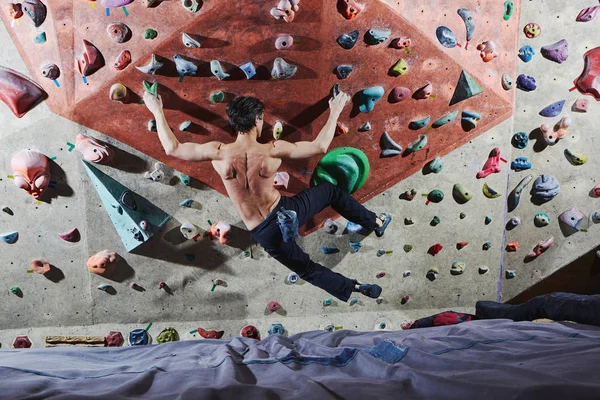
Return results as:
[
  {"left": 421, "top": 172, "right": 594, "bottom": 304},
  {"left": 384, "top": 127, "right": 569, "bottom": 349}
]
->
[
  {"left": 374, "top": 213, "right": 392, "bottom": 237},
  {"left": 356, "top": 284, "right": 382, "bottom": 299}
]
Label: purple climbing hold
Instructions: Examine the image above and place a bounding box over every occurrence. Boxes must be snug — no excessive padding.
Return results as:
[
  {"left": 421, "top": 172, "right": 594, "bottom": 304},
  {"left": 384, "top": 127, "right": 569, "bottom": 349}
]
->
[
  {"left": 516, "top": 74, "right": 536, "bottom": 92},
  {"left": 389, "top": 87, "right": 410, "bottom": 103},
  {"left": 541, "top": 39, "right": 568, "bottom": 64},
  {"left": 577, "top": 6, "right": 600, "bottom": 22},
  {"left": 539, "top": 100, "right": 565, "bottom": 117}
]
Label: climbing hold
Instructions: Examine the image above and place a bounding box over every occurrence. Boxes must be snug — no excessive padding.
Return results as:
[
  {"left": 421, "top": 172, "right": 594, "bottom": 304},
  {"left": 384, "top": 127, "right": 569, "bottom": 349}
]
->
[
  {"left": 390, "top": 37, "right": 411, "bottom": 50},
  {"left": 403, "top": 270, "right": 412, "bottom": 277},
  {"left": 539, "top": 100, "right": 565, "bottom": 117},
  {"left": 426, "top": 267, "right": 439, "bottom": 281},
  {"left": 335, "top": 122, "right": 348, "bottom": 136},
  {"left": 286, "top": 273, "right": 299, "bottom": 284},
  {"left": 459, "top": 212, "right": 467, "bottom": 219},
  {"left": 111, "top": 50, "right": 131, "bottom": 72},
  {"left": 511, "top": 156, "right": 531, "bottom": 171},
  {"left": 210, "top": 60, "right": 230, "bottom": 80},
  {"left": 268, "top": 301, "right": 281, "bottom": 312},
  {"left": 97, "top": 284, "right": 113, "bottom": 292},
  {"left": 179, "top": 121, "right": 192, "bottom": 131},
  {"left": 461, "top": 111, "right": 481, "bottom": 131},
  {"left": 181, "top": 0, "right": 201, "bottom": 12},
  {"left": 477, "top": 41, "right": 498, "bottom": 62},
  {"left": 534, "top": 212, "right": 551, "bottom": 227},
  {"left": 321, "top": 247, "right": 340, "bottom": 254},
  {"left": 208, "top": 91, "right": 225, "bottom": 103},
  {"left": 323, "top": 298, "right": 333, "bottom": 306},
  {"left": 573, "top": 99, "right": 589, "bottom": 113},
  {"left": 390, "top": 87, "right": 411, "bottom": 103},
  {"left": 451, "top": 261, "right": 465, "bottom": 275},
  {"left": 503, "top": 0, "right": 514, "bottom": 20},
  {"left": 390, "top": 59, "right": 409, "bottom": 77},
  {"left": 272, "top": 121, "right": 284, "bottom": 140},
  {"left": 30, "top": 259, "right": 50, "bottom": 275},
  {"left": 532, "top": 174, "right": 560, "bottom": 203},
  {"left": 518, "top": 45, "right": 535, "bottom": 63},
  {"left": 505, "top": 270, "right": 516, "bottom": 279},
  {"left": 428, "top": 244, "right": 443, "bottom": 255},
  {"left": 507, "top": 243, "right": 519, "bottom": 253},
  {"left": 143, "top": 80, "right": 158, "bottom": 99},
  {"left": 593, "top": 184, "right": 600, "bottom": 197},
  {"left": 106, "top": 22, "right": 130, "bottom": 44},
  {"left": 140, "top": 221, "right": 149, "bottom": 231},
  {"left": 312, "top": 147, "right": 369, "bottom": 194},
  {"left": 365, "top": 28, "right": 391, "bottom": 45},
  {"left": 273, "top": 172, "right": 289, "bottom": 189},
  {"left": 436, "top": 26, "right": 457, "bottom": 48},
  {"left": 512, "top": 132, "right": 529, "bottom": 149},
  {"left": 267, "top": 324, "right": 286, "bottom": 336},
  {"left": 12, "top": 335, "right": 31, "bottom": 348},
  {"left": 336, "top": 65, "right": 353, "bottom": 79},
  {"left": 2, "top": 207, "right": 13, "bottom": 216},
  {"left": 145, "top": 162, "right": 167, "bottom": 182},
  {"left": 173, "top": 54, "right": 198, "bottom": 76},
  {"left": 541, "top": 39, "right": 568, "bottom": 63},
  {"left": 483, "top": 241, "right": 492, "bottom": 250},
  {"left": 379, "top": 131, "right": 402, "bottom": 157},
  {"left": 182, "top": 33, "right": 201, "bottom": 49},
  {"left": 577, "top": 5, "right": 600, "bottom": 22},
  {"left": 338, "top": 0, "right": 364, "bottom": 19},
  {"left": 403, "top": 245, "right": 413, "bottom": 253},
  {"left": 452, "top": 183, "right": 472, "bottom": 204},
  {"left": 33, "top": 32, "right": 46, "bottom": 44},
  {"left": 209, "top": 221, "right": 231, "bottom": 245},
  {"left": 426, "top": 189, "right": 444, "bottom": 204},
  {"left": 479, "top": 266, "right": 489, "bottom": 274},
  {"left": 275, "top": 34, "right": 294, "bottom": 51},
  {"left": 404, "top": 217, "right": 415, "bottom": 225},
  {"left": 271, "top": 57, "right": 297, "bottom": 80},
  {"left": 58, "top": 228, "right": 81, "bottom": 243},
  {"left": 106, "top": 331, "right": 124, "bottom": 347},
  {"left": 86, "top": 250, "right": 118, "bottom": 276},
  {"left": 11, "top": 150, "right": 50, "bottom": 199},
  {"left": 109, "top": 83, "right": 128, "bottom": 102},
  {"left": 449, "top": 70, "right": 483, "bottom": 106},
  {"left": 346, "top": 221, "right": 363, "bottom": 234},
  {"left": 22, "top": 0, "right": 46, "bottom": 27},
  {"left": 592, "top": 212, "right": 600, "bottom": 224},
  {"left": 564, "top": 149, "right": 588, "bottom": 166},
  {"left": 8, "top": 3, "right": 23, "bottom": 19},
  {"left": 544, "top": 116, "right": 572, "bottom": 143},
  {"left": 236, "top": 62, "right": 255, "bottom": 80},
  {"left": 400, "top": 188, "right": 417, "bottom": 201},
  {"left": 523, "top": 22, "right": 541, "bottom": 38},
  {"left": 457, "top": 8, "right": 475, "bottom": 45},
  {"left": 0, "top": 66, "right": 47, "bottom": 118},
  {"left": 559, "top": 206, "right": 585, "bottom": 231},
  {"left": 407, "top": 135, "right": 427, "bottom": 153},
  {"left": 323, "top": 218, "right": 339, "bottom": 234},
  {"left": 431, "top": 216, "right": 441, "bottom": 226},
  {"left": 409, "top": 116, "right": 430, "bottom": 130},
  {"left": 508, "top": 174, "right": 534, "bottom": 211},
  {"left": 196, "top": 328, "right": 224, "bottom": 339},
  {"left": 527, "top": 236, "right": 554, "bottom": 258},
  {"left": 502, "top": 73, "right": 513, "bottom": 91},
  {"left": 427, "top": 157, "right": 443, "bottom": 174},
  {"left": 129, "top": 328, "right": 150, "bottom": 346},
  {"left": 156, "top": 328, "right": 179, "bottom": 344},
  {"left": 270, "top": 0, "right": 299, "bottom": 22},
  {"left": 508, "top": 217, "right": 521, "bottom": 228},
  {"left": 457, "top": 242, "right": 469, "bottom": 250},
  {"left": 376, "top": 271, "right": 386, "bottom": 279},
  {"left": 412, "top": 82, "right": 432, "bottom": 100},
  {"left": 358, "top": 86, "right": 385, "bottom": 113},
  {"left": 148, "top": 120, "right": 157, "bottom": 132},
  {"left": 358, "top": 122, "right": 371, "bottom": 132},
  {"left": 136, "top": 54, "right": 164, "bottom": 75},
  {"left": 337, "top": 30, "right": 359, "bottom": 50},
  {"left": 431, "top": 110, "right": 458, "bottom": 128},
  {"left": 401, "top": 295, "right": 411, "bottom": 305},
  {"left": 41, "top": 63, "right": 60, "bottom": 80},
  {"left": 144, "top": 28, "right": 158, "bottom": 40},
  {"left": 476, "top": 148, "right": 506, "bottom": 179},
  {"left": 516, "top": 74, "right": 537, "bottom": 92}
]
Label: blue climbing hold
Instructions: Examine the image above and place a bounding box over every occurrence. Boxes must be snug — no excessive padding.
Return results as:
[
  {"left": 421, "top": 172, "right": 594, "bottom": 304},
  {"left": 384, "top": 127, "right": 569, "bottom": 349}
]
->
[
  {"left": 516, "top": 74, "right": 537, "bottom": 92},
  {"left": 0, "top": 231, "right": 18, "bottom": 244},
  {"left": 512, "top": 132, "right": 529, "bottom": 149},
  {"left": 511, "top": 156, "right": 532, "bottom": 171},
  {"left": 461, "top": 111, "right": 481, "bottom": 131},
  {"left": 239, "top": 62, "right": 256, "bottom": 79},
  {"left": 432, "top": 110, "right": 459, "bottom": 128},
  {"left": 436, "top": 26, "right": 457, "bottom": 48},
  {"left": 321, "top": 247, "right": 340, "bottom": 254},
  {"left": 346, "top": 221, "right": 363, "bottom": 233},
  {"left": 359, "top": 86, "right": 385, "bottom": 113},
  {"left": 180, "top": 199, "right": 194, "bottom": 207},
  {"left": 268, "top": 323, "right": 286, "bottom": 336},
  {"left": 129, "top": 328, "right": 150, "bottom": 346},
  {"left": 539, "top": 100, "right": 566, "bottom": 117},
  {"left": 409, "top": 116, "right": 430, "bottom": 130},
  {"left": 349, "top": 241, "right": 363, "bottom": 252},
  {"left": 518, "top": 45, "right": 535, "bottom": 62}
]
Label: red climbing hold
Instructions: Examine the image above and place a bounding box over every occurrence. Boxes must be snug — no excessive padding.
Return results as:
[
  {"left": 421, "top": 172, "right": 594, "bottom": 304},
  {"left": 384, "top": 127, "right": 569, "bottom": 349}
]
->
[
  {"left": 197, "top": 328, "right": 224, "bottom": 339},
  {"left": 106, "top": 331, "right": 124, "bottom": 347},
  {"left": 428, "top": 243, "right": 443, "bottom": 256},
  {"left": 13, "top": 335, "right": 32, "bottom": 348},
  {"left": 476, "top": 148, "right": 507, "bottom": 179},
  {"left": 573, "top": 47, "right": 600, "bottom": 101},
  {"left": 268, "top": 301, "right": 281, "bottom": 312},
  {"left": 456, "top": 241, "right": 469, "bottom": 250},
  {"left": 241, "top": 325, "right": 260, "bottom": 340}
]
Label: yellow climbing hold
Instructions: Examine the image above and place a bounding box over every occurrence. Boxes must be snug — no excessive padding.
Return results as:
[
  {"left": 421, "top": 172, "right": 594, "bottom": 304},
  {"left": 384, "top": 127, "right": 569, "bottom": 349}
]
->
[
  {"left": 482, "top": 183, "right": 502, "bottom": 198},
  {"left": 391, "top": 59, "right": 409, "bottom": 76}
]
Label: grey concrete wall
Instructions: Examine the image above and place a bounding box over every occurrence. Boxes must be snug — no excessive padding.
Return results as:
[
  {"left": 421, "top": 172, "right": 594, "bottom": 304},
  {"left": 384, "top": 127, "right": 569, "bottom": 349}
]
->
[{"left": 0, "top": 0, "right": 599, "bottom": 346}]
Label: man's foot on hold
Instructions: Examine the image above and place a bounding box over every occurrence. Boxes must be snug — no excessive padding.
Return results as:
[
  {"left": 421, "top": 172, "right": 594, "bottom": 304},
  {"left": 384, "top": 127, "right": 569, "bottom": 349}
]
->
[
  {"left": 356, "top": 284, "right": 382, "bottom": 299},
  {"left": 374, "top": 213, "right": 392, "bottom": 237}
]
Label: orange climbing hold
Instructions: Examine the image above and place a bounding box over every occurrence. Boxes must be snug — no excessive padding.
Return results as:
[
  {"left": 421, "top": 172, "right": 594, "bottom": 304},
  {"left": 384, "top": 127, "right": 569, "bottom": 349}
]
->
[
  {"left": 506, "top": 242, "right": 519, "bottom": 252},
  {"left": 456, "top": 242, "right": 469, "bottom": 250}
]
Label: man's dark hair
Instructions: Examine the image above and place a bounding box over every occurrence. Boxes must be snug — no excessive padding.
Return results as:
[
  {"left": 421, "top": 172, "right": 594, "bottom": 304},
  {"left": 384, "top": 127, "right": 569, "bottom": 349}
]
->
[{"left": 226, "top": 96, "right": 264, "bottom": 134}]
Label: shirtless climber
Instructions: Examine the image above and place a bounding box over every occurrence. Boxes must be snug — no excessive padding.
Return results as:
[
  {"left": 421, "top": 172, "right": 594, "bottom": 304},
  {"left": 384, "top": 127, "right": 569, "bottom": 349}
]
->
[{"left": 143, "top": 89, "right": 392, "bottom": 302}]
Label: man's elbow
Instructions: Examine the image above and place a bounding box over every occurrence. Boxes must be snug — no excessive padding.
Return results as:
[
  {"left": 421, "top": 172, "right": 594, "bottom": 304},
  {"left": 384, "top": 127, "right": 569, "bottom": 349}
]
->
[
  {"left": 164, "top": 146, "right": 178, "bottom": 157},
  {"left": 316, "top": 143, "right": 328, "bottom": 155}
]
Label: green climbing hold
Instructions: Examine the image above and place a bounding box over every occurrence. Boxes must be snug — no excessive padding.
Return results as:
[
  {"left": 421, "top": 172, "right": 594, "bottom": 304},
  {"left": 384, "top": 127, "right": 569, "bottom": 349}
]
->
[
  {"left": 452, "top": 183, "right": 472, "bottom": 204},
  {"left": 210, "top": 91, "right": 225, "bottom": 103},
  {"left": 312, "top": 147, "right": 370, "bottom": 194},
  {"left": 485, "top": 216, "right": 492, "bottom": 225},
  {"left": 409, "top": 116, "right": 430, "bottom": 130},
  {"left": 449, "top": 70, "right": 483, "bottom": 106},
  {"left": 503, "top": 0, "right": 514, "bottom": 21},
  {"left": 390, "top": 59, "right": 409, "bottom": 76},
  {"left": 403, "top": 244, "right": 413, "bottom": 252},
  {"left": 144, "top": 28, "right": 158, "bottom": 40},
  {"left": 359, "top": 86, "right": 385, "bottom": 113},
  {"left": 143, "top": 80, "right": 158, "bottom": 97},
  {"left": 156, "top": 327, "right": 179, "bottom": 344},
  {"left": 432, "top": 110, "right": 459, "bottom": 128},
  {"left": 431, "top": 216, "right": 441, "bottom": 226},
  {"left": 365, "top": 28, "right": 391, "bottom": 45},
  {"left": 179, "top": 121, "right": 192, "bottom": 131},
  {"left": 483, "top": 241, "right": 492, "bottom": 250},
  {"left": 427, "top": 189, "right": 444, "bottom": 204},
  {"left": 34, "top": 32, "right": 46, "bottom": 44},
  {"left": 179, "top": 174, "right": 191, "bottom": 186},
  {"left": 10, "top": 286, "right": 20, "bottom": 295},
  {"left": 2, "top": 207, "right": 13, "bottom": 216},
  {"left": 407, "top": 135, "right": 427, "bottom": 153}
]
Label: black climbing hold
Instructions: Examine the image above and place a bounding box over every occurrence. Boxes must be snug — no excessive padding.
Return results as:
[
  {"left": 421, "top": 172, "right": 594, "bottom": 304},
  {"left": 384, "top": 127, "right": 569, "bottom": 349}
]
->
[
  {"left": 337, "top": 30, "right": 359, "bottom": 50},
  {"left": 336, "top": 65, "right": 353, "bottom": 79},
  {"left": 449, "top": 71, "right": 483, "bottom": 106},
  {"left": 119, "top": 190, "right": 137, "bottom": 211}
]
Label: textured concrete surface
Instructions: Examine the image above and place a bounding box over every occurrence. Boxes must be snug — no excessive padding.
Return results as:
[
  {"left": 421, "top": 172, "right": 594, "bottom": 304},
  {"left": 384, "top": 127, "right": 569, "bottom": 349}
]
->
[{"left": 1, "top": 0, "right": 599, "bottom": 346}]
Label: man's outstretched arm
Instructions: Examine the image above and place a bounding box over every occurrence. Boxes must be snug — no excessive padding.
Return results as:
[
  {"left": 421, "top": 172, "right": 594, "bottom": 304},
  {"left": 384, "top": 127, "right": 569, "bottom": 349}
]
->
[
  {"left": 271, "top": 91, "right": 350, "bottom": 160},
  {"left": 143, "top": 91, "right": 223, "bottom": 162}
]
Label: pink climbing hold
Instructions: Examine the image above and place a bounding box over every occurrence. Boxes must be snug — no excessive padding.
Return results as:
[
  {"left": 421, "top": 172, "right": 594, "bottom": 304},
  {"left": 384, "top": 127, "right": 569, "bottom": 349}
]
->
[
  {"left": 158, "top": 281, "right": 167, "bottom": 289},
  {"left": 268, "top": 301, "right": 281, "bottom": 312},
  {"left": 456, "top": 241, "right": 469, "bottom": 250},
  {"left": 273, "top": 172, "right": 289, "bottom": 189},
  {"left": 390, "top": 37, "right": 411, "bottom": 50},
  {"left": 376, "top": 271, "right": 386, "bottom": 278},
  {"left": 476, "top": 41, "right": 498, "bottom": 62},
  {"left": 58, "top": 228, "right": 81, "bottom": 243},
  {"left": 412, "top": 82, "right": 432, "bottom": 100},
  {"left": 476, "top": 148, "right": 507, "bottom": 179},
  {"left": 527, "top": 236, "right": 554, "bottom": 259},
  {"left": 576, "top": 5, "right": 600, "bottom": 22},
  {"left": 573, "top": 98, "right": 589, "bottom": 112},
  {"left": 401, "top": 295, "right": 411, "bottom": 305},
  {"left": 389, "top": 87, "right": 410, "bottom": 103},
  {"left": 573, "top": 47, "right": 600, "bottom": 101}
]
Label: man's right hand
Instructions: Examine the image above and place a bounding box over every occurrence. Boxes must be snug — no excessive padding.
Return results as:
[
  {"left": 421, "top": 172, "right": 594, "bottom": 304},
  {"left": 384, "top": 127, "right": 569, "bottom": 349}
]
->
[
  {"left": 143, "top": 91, "right": 164, "bottom": 116},
  {"left": 328, "top": 91, "right": 350, "bottom": 117}
]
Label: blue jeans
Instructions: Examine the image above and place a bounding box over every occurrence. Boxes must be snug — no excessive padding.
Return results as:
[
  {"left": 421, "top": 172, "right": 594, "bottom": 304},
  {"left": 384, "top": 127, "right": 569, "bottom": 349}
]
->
[{"left": 250, "top": 182, "right": 377, "bottom": 301}]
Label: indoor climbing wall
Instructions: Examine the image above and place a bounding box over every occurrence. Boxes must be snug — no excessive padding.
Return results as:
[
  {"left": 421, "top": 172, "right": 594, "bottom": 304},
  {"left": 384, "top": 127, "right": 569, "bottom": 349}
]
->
[{"left": 0, "top": 0, "right": 599, "bottom": 346}]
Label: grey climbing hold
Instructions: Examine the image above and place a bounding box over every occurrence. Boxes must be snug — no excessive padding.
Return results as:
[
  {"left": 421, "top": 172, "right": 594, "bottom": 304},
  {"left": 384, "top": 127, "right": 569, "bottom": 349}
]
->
[
  {"left": 365, "top": 28, "right": 391, "bottom": 45},
  {"left": 508, "top": 217, "right": 521, "bottom": 228},
  {"left": 136, "top": 54, "right": 164, "bottom": 75},
  {"left": 358, "top": 122, "right": 371, "bottom": 132},
  {"left": 591, "top": 211, "right": 600, "bottom": 224},
  {"left": 457, "top": 8, "right": 475, "bottom": 42},
  {"left": 432, "top": 110, "right": 459, "bottom": 128},
  {"left": 532, "top": 174, "right": 560, "bottom": 203},
  {"left": 179, "top": 121, "right": 192, "bottom": 131},
  {"left": 478, "top": 266, "right": 489, "bottom": 275},
  {"left": 559, "top": 206, "right": 585, "bottom": 231},
  {"left": 336, "top": 65, "right": 353, "bottom": 79},
  {"left": 403, "top": 271, "right": 412, "bottom": 277},
  {"left": 210, "top": 60, "right": 230, "bottom": 80},
  {"left": 502, "top": 73, "right": 513, "bottom": 90},
  {"left": 409, "top": 116, "right": 430, "bottom": 130},
  {"left": 323, "top": 218, "right": 339, "bottom": 234},
  {"left": 380, "top": 131, "right": 403, "bottom": 157},
  {"left": 539, "top": 100, "right": 566, "bottom": 117},
  {"left": 508, "top": 174, "right": 533, "bottom": 211},
  {"left": 337, "top": 30, "right": 359, "bottom": 50},
  {"left": 505, "top": 270, "right": 516, "bottom": 279},
  {"left": 436, "top": 26, "right": 457, "bottom": 48},
  {"left": 541, "top": 39, "right": 568, "bottom": 64},
  {"left": 407, "top": 135, "right": 427, "bottom": 153},
  {"left": 182, "top": 32, "right": 200, "bottom": 48},
  {"left": 450, "top": 71, "right": 483, "bottom": 106},
  {"left": 271, "top": 57, "right": 297, "bottom": 80},
  {"left": 181, "top": 0, "right": 201, "bottom": 12},
  {"left": 240, "top": 62, "right": 256, "bottom": 79},
  {"left": 173, "top": 54, "right": 197, "bottom": 76},
  {"left": 451, "top": 261, "right": 465, "bottom": 275}
]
